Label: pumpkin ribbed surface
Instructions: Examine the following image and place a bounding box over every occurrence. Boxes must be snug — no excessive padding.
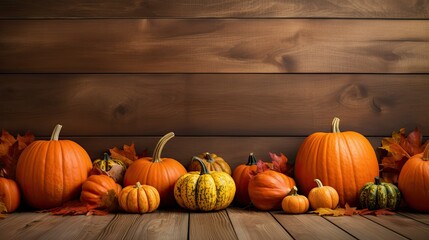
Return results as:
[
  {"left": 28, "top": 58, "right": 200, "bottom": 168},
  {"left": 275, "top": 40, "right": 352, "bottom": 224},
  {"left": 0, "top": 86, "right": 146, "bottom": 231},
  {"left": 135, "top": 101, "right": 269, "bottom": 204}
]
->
[
  {"left": 188, "top": 152, "right": 232, "bottom": 175},
  {"left": 295, "top": 117, "right": 379, "bottom": 207},
  {"left": 359, "top": 177, "right": 401, "bottom": 210},
  {"left": 0, "top": 177, "right": 20, "bottom": 212},
  {"left": 174, "top": 157, "right": 235, "bottom": 211},
  {"left": 119, "top": 182, "right": 160, "bottom": 213},
  {"left": 16, "top": 124, "right": 92, "bottom": 209},
  {"left": 80, "top": 175, "right": 122, "bottom": 208},
  {"left": 232, "top": 153, "right": 258, "bottom": 206}
]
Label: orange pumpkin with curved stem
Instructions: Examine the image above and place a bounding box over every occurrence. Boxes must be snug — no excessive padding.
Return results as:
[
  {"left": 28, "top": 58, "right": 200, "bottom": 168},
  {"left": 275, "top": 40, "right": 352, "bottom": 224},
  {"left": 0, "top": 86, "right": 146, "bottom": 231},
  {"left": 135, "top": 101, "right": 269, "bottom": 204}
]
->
[
  {"left": 398, "top": 144, "right": 429, "bottom": 212},
  {"left": 123, "top": 132, "right": 187, "bottom": 208},
  {"left": 308, "top": 179, "right": 339, "bottom": 210},
  {"left": 295, "top": 117, "right": 379, "bottom": 207},
  {"left": 282, "top": 186, "right": 309, "bottom": 214},
  {"left": 16, "top": 124, "right": 92, "bottom": 209},
  {"left": 0, "top": 177, "right": 20, "bottom": 213}
]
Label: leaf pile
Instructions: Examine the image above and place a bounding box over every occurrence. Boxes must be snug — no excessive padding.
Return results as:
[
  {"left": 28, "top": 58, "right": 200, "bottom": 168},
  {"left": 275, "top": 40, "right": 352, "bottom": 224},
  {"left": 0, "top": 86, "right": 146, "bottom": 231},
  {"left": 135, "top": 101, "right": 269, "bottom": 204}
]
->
[
  {"left": 310, "top": 204, "right": 396, "bottom": 217},
  {"left": 109, "top": 143, "right": 148, "bottom": 167},
  {"left": 40, "top": 200, "right": 109, "bottom": 216},
  {"left": 249, "top": 152, "right": 294, "bottom": 177},
  {"left": 0, "top": 130, "right": 35, "bottom": 179},
  {"left": 379, "top": 128, "right": 428, "bottom": 184}
]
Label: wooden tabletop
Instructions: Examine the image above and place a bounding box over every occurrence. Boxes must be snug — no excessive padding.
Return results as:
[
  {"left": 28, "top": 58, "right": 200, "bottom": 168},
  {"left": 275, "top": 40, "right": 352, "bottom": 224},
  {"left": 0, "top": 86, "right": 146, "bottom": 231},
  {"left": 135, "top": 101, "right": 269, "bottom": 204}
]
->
[{"left": 1, "top": 208, "right": 428, "bottom": 240}]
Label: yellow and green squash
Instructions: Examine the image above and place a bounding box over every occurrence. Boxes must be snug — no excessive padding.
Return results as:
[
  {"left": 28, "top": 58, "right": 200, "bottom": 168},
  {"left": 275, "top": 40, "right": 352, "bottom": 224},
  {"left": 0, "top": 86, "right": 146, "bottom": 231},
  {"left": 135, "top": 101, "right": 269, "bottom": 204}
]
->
[
  {"left": 358, "top": 177, "right": 401, "bottom": 210},
  {"left": 174, "top": 157, "right": 236, "bottom": 211}
]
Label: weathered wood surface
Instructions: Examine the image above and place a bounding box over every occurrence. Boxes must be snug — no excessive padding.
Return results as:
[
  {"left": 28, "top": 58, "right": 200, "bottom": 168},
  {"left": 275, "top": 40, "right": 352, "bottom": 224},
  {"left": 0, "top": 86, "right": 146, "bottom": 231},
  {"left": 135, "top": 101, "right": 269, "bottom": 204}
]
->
[
  {"left": 1, "top": 20, "right": 428, "bottom": 73},
  {"left": 1, "top": 209, "right": 428, "bottom": 240},
  {"left": 1, "top": 0, "right": 428, "bottom": 19},
  {"left": 1, "top": 74, "right": 428, "bottom": 137}
]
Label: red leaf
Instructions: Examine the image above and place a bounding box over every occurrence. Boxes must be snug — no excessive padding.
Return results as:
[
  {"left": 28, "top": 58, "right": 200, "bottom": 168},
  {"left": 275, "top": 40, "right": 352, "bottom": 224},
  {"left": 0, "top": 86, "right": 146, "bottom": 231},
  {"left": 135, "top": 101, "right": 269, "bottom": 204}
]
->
[
  {"left": 40, "top": 200, "right": 110, "bottom": 216},
  {"left": 269, "top": 152, "right": 294, "bottom": 177}
]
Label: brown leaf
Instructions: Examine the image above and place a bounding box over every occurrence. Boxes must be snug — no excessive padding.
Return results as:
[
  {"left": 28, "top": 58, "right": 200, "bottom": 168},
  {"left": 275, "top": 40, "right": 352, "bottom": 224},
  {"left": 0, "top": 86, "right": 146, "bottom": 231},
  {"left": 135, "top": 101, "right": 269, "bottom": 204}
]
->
[
  {"left": 269, "top": 152, "right": 294, "bottom": 177},
  {"left": 359, "top": 208, "right": 396, "bottom": 216},
  {"left": 310, "top": 207, "right": 345, "bottom": 217},
  {"left": 109, "top": 143, "right": 138, "bottom": 167},
  {"left": 41, "top": 200, "right": 110, "bottom": 216}
]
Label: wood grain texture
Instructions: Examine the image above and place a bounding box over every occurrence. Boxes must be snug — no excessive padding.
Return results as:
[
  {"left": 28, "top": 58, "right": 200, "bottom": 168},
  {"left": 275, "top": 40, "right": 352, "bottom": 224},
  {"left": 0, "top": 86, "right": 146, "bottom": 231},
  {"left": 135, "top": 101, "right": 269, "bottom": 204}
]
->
[
  {"left": 324, "top": 215, "right": 407, "bottom": 239},
  {"left": 1, "top": 19, "right": 428, "bottom": 73},
  {"left": 0, "top": 0, "right": 428, "bottom": 19},
  {"left": 0, "top": 212, "right": 49, "bottom": 240},
  {"left": 271, "top": 212, "right": 354, "bottom": 239},
  {"left": 1, "top": 74, "right": 429, "bottom": 137},
  {"left": 121, "top": 210, "right": 188, "bottom": 240},
  {"left": 399, "top": 212, "right": 429, "bottom": 225},
  {"left": 189, "top": 210, "right": 237, "bottom": 240},
  {"left": 96, "top": 214, "right": 140, "bottom": 240},
  {"left": 363, "top": 215, "right": 429, "bottom": 239},
  {"left": 227, "top": 208, "right": 293, "bottom": 240}
]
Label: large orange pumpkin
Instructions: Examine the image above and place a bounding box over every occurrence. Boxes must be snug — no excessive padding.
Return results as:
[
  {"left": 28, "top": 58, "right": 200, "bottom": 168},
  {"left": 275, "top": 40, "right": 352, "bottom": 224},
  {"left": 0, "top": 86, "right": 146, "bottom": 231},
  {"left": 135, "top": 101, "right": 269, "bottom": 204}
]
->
[
  {"left": 0, "top": 177, "right": 20, "bottom": 213},
  {"left": 294, "top": 117, "right": 379, "bottom": 207},
  {"left": 398, "top": 144, "right": 429, "bottom": 212},
  {"left": 248, "top": 169, "right": 295, "bottom": 210},
  {"left": 232, "top": 153, "right": 258, "bottom": 206},
  {"left": 123, "top": 132, "right": 187, "bottom": 208},
  {"left": 16, "top": 124, "right": 92, "bottom": 209}
]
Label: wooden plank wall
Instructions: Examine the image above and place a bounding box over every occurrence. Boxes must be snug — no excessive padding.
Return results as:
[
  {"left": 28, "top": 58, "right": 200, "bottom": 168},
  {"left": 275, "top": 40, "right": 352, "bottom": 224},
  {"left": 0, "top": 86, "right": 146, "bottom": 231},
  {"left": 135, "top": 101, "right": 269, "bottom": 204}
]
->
[{"left": 1, "top": 0, "right": 428, "bottom": 169}]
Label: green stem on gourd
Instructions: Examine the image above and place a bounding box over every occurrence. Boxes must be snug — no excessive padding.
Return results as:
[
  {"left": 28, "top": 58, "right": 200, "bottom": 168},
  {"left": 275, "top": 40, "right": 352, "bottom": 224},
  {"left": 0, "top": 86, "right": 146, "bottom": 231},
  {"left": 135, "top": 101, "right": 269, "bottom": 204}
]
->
[
  {"left": 331, "top": 117, "right": 341, "bottom": 133},
  {"left": 314, "top": 179, "right": 324, "bottom": 188},
  {"left": 152, "top": 132, "right": 175, "bottom": 163},
  {"left": 423, "top": 144, "right": 429, "bottom": 161},
  {"left": 246, "top": 153, "right": 257, "bottom": 166},
  {"left": 50, "top": 124, "right": 63, "bottom": 140},
  {"left": 192, "top": 156, "right": 209, "bottom": 175},
  {"left": 374, "top": 176, "right": 381, "bottom": 185}
]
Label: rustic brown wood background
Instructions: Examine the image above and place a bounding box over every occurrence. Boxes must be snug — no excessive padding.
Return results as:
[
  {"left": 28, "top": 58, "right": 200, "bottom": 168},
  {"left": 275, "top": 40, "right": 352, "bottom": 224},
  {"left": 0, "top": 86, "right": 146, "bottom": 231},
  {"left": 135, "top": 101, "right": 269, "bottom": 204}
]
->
[{"left": 1, "top": 0, "right": 428, "bottom": 169}]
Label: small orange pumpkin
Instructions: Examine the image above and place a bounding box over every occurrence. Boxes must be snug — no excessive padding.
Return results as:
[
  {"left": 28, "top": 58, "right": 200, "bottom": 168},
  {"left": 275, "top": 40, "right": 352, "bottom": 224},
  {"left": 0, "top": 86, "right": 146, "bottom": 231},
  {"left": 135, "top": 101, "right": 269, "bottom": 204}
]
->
[
  {"left": 0, "top": 177, "right": 20, "bottom": 213},
  {"left": 398, "top": 144, "right": 429, "bottom": 212},
  {"left": 123, "top": 132, "right": 187, "bottom": 207},
  {"left": 282, "top": 186, "right": 309, "bottom": 214},
  {"left": 232, "top": 153, "right": 258, "bottom": 206},
  {"left": 308, "top": 179, "right": 339, "bottom": 210},
  {"left": 188, "top": 152, "right": 232, "bottom": 175},
  {"left": 16, "top": 124, "right": 93, "bottom": 209},
  {"left": 118, "top": 182, "right": 160, "bottom": 213},
  {"left": 80, "top": 175, "right": 122, "bottom": 209}
]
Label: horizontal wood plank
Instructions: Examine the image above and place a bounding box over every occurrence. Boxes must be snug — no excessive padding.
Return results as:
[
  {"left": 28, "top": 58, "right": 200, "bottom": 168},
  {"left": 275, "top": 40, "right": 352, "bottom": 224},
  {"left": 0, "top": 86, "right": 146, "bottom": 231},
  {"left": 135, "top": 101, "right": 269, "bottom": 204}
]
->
[
  {"left": 227, "top": 208, "right": 293, "bottom": 240},
  {"left": 1, "top": 74, "right": 428, "bottom": 137},
  {"left": 271, "top": 212, "right": 354, "bottom": 239},
  {"left": 1, "top": 19, "right": 428, "bottom": 73},
  {"left": 363, "top": 215, "right": 429, "bottom": 239},
  {"left": 0, "top": 0, "right": 428, "bottom": 19},
  {"left": 189, "top": 210, "right": 237, "bottom": 240}
]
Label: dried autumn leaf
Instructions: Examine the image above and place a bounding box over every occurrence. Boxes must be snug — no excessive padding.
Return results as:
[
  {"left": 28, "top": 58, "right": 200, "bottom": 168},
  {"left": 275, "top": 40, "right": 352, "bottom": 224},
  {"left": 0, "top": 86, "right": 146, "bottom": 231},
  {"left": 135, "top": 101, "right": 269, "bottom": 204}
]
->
[
  {"left": 0, "top": 201, "right": 7, "bottom": 219},
  {"left": 109, "top": 143, "right": 138, "bottom": 167},
  {"left": 269, "top": 152, "right": 294, "bottom": 177},
  {"left": 41, "top": 200, "right": 109, "bottom": 216},
  {"left": 344, "top": 203, "right": 361, "bottom": 216},
  {"left": 248, "top": 160, "right": 270, "bottom": 178},
  {"left": 359, "top": 208, "right": 396, "bottom": 216},
  {"left": 310, "top": 207, "right": 345, "bottom": 217},
  {"left": 379, "top": 128, "right": 428, "bottom": 184}
]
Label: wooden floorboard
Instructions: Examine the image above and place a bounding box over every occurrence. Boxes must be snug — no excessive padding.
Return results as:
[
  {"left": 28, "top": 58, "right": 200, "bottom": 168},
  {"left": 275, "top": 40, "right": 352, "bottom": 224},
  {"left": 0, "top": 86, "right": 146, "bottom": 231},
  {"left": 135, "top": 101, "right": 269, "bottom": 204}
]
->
[{"left": 1, "top": 208, "right": 429, "bottom": 240}]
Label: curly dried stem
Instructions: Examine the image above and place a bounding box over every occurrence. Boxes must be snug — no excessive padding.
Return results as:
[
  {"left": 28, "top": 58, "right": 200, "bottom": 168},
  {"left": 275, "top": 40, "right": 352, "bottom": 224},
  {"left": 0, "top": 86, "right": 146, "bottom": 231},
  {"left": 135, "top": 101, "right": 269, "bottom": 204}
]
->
[{"left": 152, "top": 132, "right": 175, "bottom": 162}]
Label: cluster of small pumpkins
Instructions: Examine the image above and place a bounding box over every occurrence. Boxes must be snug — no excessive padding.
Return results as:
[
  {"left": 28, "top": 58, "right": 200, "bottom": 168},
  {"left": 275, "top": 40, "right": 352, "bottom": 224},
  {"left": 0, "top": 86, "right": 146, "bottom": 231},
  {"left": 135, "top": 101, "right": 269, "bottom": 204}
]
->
[{"left": 1, "top": 117, "right": 428, "bottom": 214}]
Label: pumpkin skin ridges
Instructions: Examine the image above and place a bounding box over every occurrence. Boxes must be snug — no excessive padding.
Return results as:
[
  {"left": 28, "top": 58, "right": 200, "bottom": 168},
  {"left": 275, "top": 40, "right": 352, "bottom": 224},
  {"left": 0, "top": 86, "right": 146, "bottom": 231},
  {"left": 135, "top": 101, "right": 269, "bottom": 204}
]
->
[
  {"left": 0, "top": 177, "right": 20, "bottom": 213},
  {"left": 188, "top": 152, "right": 232, "bottom": 175},
  {"left": 119, "top": 182, "right": 160, "bottom": 213},
  {"left": 295, "top": 117, "right": 379, "bottom": 207},
  {"left": 232, "top": 153, "right": 258, "bottom": 207},
  {"left": 358, "top": 177, "right": 401, "bottom": 210}
]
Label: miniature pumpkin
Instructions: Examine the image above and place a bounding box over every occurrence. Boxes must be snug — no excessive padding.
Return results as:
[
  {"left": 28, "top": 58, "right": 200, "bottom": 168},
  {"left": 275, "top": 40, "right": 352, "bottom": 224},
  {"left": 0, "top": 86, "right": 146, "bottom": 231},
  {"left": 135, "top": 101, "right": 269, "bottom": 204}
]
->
[
  {"left": 92, "top": 153, "right": 127, "bottom": 183},
  {"left": 0, "top": 177, "right": 20, "bottom": 213},
  {"left": 232, "top": 153, "right": 258, "bottom": 206},
  {"left": 359, "top": 177, "right": 401, "bottom": 210},
  {"left": 282, "top": 186, "right": 309, "bottom": 214},
  {"left": 398, "top": 144, "right": 429, "bottom": 212},
  {"left": 248, "top": 169, "right": 295, "bottom": 211},
  {"left": 80, "top": 175, "right": 122, "bottom": 209},
  {"left": 174, "top": 157, "right": 236, "bottom": 211},
  {"left": 123, "top": 132, "right": 187, "bottom": 208},
  {"left": 308, "top": 179, "right": 339, "bottom": 210},
  {"left": 188, "top": 152, "right": 232, "bottom": 175},
  {"left": 295, "top": 117, "right": 379, "bottom": 207},
  {"left": 118, "top": 182, "right": 160, "bottom": 213},
  {"left": 16, "top": 124, "right": 92, "bottom": 209}
]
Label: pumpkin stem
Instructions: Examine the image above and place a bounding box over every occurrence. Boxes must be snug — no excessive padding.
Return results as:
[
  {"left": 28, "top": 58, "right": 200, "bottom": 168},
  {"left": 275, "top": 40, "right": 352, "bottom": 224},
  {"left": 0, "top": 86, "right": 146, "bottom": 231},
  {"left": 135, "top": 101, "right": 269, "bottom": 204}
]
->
[
  {"left": 314, "top": 179, "right": 324, "bottom": 188},
  {"left": 203, "top": 152, "right": 215, "bottom": 163},
  {"left": 136, "top": 182, "right": 142, "bottom": 188},
  {"left": 331, "top": 117, "right": 341, "bottom": 133},
  {"left": 192, "top": 156, "right": 209, "bottom": 175},
  {"left": 288, "top": 186, "right": 298, "bottom": 196},
  {"left": 152, "top": 132, "right": 175, "bottom": 163},
  {"left": 374, "top": 176, "right": 381, "bottom": 185},
  {"left": 423, "top": 144, "right": 429, "bottom": 161},
  {"left": 246, "top": 153, "right": 257, "bottom": 166},
  {"left": 50, "top": 124, "right": 63, "bottom": 140}
]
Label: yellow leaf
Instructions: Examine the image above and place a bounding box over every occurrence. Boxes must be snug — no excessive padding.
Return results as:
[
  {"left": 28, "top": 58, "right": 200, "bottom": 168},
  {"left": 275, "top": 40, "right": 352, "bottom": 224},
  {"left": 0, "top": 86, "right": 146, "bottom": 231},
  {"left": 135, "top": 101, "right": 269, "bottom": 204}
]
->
[{"left": 310, "top": 207, "right": 345, "bottom": 217}]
